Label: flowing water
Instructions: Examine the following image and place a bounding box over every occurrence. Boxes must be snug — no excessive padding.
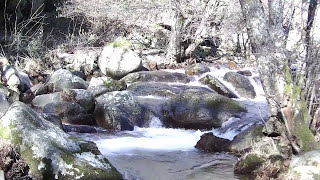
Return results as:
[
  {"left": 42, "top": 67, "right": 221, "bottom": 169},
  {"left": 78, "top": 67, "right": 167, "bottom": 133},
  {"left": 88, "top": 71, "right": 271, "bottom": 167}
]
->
[{"left": 72, "top": 67, "right": 270, "bottom": 180}]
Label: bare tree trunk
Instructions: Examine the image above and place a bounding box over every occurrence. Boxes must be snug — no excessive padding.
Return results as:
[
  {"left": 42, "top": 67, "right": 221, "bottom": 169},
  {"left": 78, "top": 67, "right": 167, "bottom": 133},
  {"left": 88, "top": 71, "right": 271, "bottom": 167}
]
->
[{"left": 167, "top": 0, "right": 183, "bottom": 63}]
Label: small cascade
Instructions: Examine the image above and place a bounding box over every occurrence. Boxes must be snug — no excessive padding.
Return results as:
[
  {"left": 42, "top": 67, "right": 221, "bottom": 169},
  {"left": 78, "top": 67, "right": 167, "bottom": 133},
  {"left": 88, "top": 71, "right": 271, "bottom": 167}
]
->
[{"left": 73, "top": 67, "right": 270, "bottom": 180}]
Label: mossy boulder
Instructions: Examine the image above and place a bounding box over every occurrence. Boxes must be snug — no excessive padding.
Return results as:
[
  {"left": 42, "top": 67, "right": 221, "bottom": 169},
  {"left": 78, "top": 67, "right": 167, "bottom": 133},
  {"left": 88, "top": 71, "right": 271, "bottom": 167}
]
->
[
  {"left": 0, "top": 102, "right": 122, "bottom": 179},
  {"left": 223, "top": 72, "right": 256, "bottom": 98},
  {"left": 121, "top": 70, "right": 191, "bottom": 84},
  {"left": 185, "top": 64, "right": 210, "bottom": 76},
  {"left": 88, "top": 77, "right": 126, "bottom": 97},
  {"left": 163, "top": 89, "right": 247, "bottom": 129},
  {"left": 200, "top": 75, "right": 238, "bottom": 98},
  {"left": 94, "top": 91, "right": 153, "bottom": 130},
  {"left": 234, "top": 153, "right": 265, "bottom": 174}
]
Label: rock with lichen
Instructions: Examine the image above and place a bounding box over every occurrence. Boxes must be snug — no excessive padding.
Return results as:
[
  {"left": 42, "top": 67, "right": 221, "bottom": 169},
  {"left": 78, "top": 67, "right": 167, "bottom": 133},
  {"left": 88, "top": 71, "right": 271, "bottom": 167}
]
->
[
  {"left": 0, "top": 102, "right": 123, "bottom": 180},
  {"left": 94, "top": 91, "right": 153, "bottom": 130}
]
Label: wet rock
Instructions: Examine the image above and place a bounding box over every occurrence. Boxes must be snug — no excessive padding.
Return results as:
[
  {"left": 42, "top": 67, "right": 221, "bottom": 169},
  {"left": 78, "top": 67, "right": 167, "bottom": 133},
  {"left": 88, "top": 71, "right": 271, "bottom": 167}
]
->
[
  {"left": 200, "top": 75, "right": 238, "bottom": 98},
  {"left": 0, "top": 102, "right": 123, "bottom": 179},
  {"left": 163, "top": 90, "right": 246, "bottom": 129},
  {"left": 223, "top": 72, "right": 256, "bottom": 98},
  {"left": 237, "top": 70, "right": 252, "bottom": 76},
  {"left": 32, "top": 92, "right": 62, "bottom": 109},
  {"left": 88, "top": 77, "right": 127, "bottom": 97},
  {"left": 63, "top": 124, "right": 106, "bottom": 133},
  {"left": 121, "top": 70, "right": 191, "bottom": 84},
  {"left": 94, "top": 91, "right": 152, "bottom": 130},
  {"left": 44, "top": 69, "right": 88, "bottom": 92},
  {"left": 0, "top": 139, "right": 32, "bottom": 180},
  {"left": 230, "top": 125, "right": 264, "bottom": 153},
  {"left": 195, "top": 133, "right": 231, "bottom": 152},
  {"left": 185, "top": 63, "right": 210, "bottom": 76},
  {"left": 0, "top": 92, "right": 9, "bottom": 118},
  {"left": 128, "top": 82, "right": 214, "bottom": 97},
  {"left": 98, "top": 44, "right": 142, "bottom": 79},
  {"left": 43, "top": 102, "right": 95, "bottom": 126}
]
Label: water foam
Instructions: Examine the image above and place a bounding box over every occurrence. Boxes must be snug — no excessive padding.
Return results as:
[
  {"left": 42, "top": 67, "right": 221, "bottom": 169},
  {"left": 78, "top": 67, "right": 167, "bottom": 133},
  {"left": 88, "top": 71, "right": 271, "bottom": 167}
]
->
[{"left": 95, "top": 127, "right": 205, "bottom": 155}]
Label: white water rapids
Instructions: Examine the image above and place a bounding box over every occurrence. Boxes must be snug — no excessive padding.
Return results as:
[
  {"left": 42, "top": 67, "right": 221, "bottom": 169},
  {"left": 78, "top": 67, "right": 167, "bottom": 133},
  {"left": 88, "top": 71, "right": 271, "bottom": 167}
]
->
[{"left": 73, "top": 67, "right": 270, "bottom": 180}]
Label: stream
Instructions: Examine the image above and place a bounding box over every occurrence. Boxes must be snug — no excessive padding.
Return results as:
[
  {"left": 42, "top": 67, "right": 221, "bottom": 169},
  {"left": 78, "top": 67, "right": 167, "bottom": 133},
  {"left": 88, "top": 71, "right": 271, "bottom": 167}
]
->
[{"left": 71, "top": 67, "right": 270, "bottom": 180}]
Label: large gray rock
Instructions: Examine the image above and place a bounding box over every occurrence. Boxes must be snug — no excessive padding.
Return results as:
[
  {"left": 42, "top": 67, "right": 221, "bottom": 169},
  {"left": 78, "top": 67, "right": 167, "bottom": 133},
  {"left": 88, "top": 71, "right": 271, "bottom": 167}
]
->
[
  {"left": 94, "top": 91, "right": 152, "bottom": 130},
  {"left": 98, "top": 44, "right": 142, "bottom": 79},
  {"left": 200, "top": 75, "right": 238, "bottom": 98},
  {"left": 32, "top": 92, "right": 62, "bottom": 109},
  {"left": 163, "top": 89, "right": 247, "bottom": 129},
  {"left": 0, "top": 102, "right": 122, "bottom": 180},
  {"left": 43, "top": 102, "right": 95, "bottom": 126},
  {"left": 223, "top": 72, "right": 256, "bottom": 98},
  {"left": 88, "top": 77, "right": 126, "bottom": 97},
  {"left": 185, "top": 63, "right": 210, "bottom": 76},
  {"left": 128, "top": 82, "right": 214, "bottom": 97},
  {"left": 45, "top": 69, "right": 88, "bottom": 92},
  {"left": 121, "top": 70, "right": 191, "bottom": 84},
  {"left": 0, "top": 92, "right": 9, "bottom": 118}
]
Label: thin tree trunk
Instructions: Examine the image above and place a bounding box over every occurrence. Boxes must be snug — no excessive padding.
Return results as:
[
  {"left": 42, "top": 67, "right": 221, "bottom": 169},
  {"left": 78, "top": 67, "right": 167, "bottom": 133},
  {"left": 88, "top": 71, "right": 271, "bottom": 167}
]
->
[{"left": 167, "top": 0, "right": 183, "bottom": 63}]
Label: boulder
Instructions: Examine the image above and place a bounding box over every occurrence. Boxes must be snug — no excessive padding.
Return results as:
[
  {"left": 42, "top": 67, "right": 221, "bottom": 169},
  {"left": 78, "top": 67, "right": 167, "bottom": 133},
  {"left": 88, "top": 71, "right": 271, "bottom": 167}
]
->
[
  {"left": 40, "top": 113, "right": 64, "bottom": 130},
  {"left": 43, "top": 102, "right": 95, "bottom": 126},
  {"left": 32, "top": 92, "right": 62, "bottom": 109},
  {"left": 185, "top": 63, "right": 210, "bottom": 76},
  {"left": 230, "top": 125, "right": 264, "bottom": 153},
  {"left": 0, "top": 92, "right": 9, "bottom": 118},
  {"left": 200, "top": 75, "right": 238, "bottom": 98},
  {"left": 0, "top": 102, "right": 122, "bottom": 180},
  {"left": 44, "top": 69, "right": 88, "bottom": 92},
  {"left": 98, "top": 44, "right": 142, "bottom": 79},
  {"left": 195, "top": 133, "right": 231, "bottom": 152},
  {"left": 128, "top": 82, "right": 214, "bottom": 97},
  {"left": 94, "top": 91, "right": 152, "bottom": 130},
  {"left": 223, "top": 72, "right": 256, "bottom": 98},
  {"left": 61, "top": 89, "right": 95, "bottom": 112},
  {"left": 121, "top": 70, "right": 191, "bottom": 84},
  {"left": 163, "top": 90, "right": 247, "bottom": 129},
  {"left": 88, "top": 77, "right": 126, "bottom": 97}
]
